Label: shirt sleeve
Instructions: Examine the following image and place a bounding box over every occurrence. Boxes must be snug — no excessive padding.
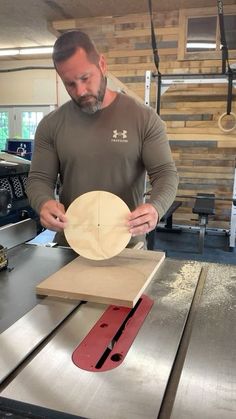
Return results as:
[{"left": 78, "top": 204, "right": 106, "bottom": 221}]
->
[
  {"left": 26, "top": 115, "right": 59, "bottom": 214},
  {"left": 142, "top": 108, "right": 179, "bottom": 220}
]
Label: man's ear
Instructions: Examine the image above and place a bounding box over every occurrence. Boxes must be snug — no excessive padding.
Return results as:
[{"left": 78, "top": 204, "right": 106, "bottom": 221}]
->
[{"left": 99, "top": 54, "right": 107, "bottom": 76}]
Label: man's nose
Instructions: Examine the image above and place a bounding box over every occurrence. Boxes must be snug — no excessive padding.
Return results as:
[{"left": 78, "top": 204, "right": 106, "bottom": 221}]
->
[{"left": 75, "top": 81, "right": 87, "bottom": 97}]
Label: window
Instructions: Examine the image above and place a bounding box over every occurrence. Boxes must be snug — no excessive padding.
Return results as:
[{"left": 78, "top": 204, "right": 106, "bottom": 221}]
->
[
  {"left": 0, "top": 106, "right": 50, "bottom": 152},
  {"left": 178, "top": 6, "right": 236, "bottom": 60},
  {"left": 186, "top": 16, "right": 217, "bottom": 52},
  {"left": 22, "top": 111, "right": 44, "bottom": 139},
  {"left": 225, "top": 15, "right": 236, "bottom": 50},
  {"left": 0, "top": 111, "right": 9, "bottom": 151}
]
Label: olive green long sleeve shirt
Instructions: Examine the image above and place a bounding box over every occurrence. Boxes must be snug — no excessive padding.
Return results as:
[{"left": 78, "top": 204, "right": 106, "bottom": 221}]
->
[{"left": 26, "top": 93, "right": 178, "bottom": 245}]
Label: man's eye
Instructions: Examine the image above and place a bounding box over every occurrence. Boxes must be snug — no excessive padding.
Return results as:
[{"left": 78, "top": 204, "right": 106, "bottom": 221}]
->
[{"left": 66, "top": 82, "right": 75, "bottom": 88}]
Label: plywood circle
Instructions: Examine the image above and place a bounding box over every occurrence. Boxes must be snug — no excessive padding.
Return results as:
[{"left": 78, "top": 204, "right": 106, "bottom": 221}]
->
[{"left": 64, "top": 191, "right": 132, "bottom": 260}]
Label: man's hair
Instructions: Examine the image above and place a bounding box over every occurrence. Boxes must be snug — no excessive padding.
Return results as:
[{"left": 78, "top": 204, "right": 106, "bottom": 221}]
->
[{"left": 52, "top": 30, "right": 100, "bottom": 66}]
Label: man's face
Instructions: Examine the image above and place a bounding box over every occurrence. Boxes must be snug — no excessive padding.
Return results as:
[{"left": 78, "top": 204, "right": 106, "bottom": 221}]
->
[{"left": 56, "top": 48, "right": 107, "bottom": 114}]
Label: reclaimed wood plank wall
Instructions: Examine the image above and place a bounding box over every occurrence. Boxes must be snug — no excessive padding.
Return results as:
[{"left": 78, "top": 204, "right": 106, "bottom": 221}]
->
[
  {"left": 170, "top": 141, "right": 235, "bottom": 228},
  {"left": 51, "top": 9, "right": 236, "bottom": 228}
]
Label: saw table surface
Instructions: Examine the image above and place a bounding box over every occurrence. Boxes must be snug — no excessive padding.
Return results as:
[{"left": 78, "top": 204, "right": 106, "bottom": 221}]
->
[
  {"left": 0, "top": 244, "right": 236, "bottom": 419},
  {"left": 0, "top": 245, "right": 77, "bottom": 334}
]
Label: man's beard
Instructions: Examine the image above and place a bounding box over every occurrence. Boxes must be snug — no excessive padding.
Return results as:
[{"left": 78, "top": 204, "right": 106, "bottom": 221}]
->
[{"left": 72, "top": 73, "right": 107, "bottom": 115}]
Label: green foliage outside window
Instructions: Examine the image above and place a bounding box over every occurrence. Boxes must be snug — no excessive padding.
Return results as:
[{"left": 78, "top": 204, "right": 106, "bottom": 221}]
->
[{"left": 0, "top": 112, "right": 8, "bottom": 151}]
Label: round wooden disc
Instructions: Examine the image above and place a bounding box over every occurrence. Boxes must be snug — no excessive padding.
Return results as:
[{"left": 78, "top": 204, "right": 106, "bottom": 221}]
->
[{"left": 64, "top": 191, "right": 132, "bottom": 260}]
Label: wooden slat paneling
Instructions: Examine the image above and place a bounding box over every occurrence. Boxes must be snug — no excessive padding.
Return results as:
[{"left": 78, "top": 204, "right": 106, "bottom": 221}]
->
[
  {"left": 170, "top": 142, "right": 235, "bottom": 228},
  {"left": 51, "top": 10, "right": 236, "bottom": 229}
]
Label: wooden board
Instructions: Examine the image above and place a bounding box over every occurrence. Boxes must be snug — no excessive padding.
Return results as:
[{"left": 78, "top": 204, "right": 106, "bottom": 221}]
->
[{"left": 36, "top": 248, "right": 165, "bottom": 307}]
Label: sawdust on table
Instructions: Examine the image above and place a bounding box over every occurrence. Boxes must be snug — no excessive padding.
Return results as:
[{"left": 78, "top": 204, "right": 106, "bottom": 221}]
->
[
  {"left": 201, "top": 263, "right": 236, "bottom": 309},
  {"left": 160, "top": 261, "right": 202, "bottom": 309},
  {"left": 160, "top": 261, "right": 236, "bottom": 310}
]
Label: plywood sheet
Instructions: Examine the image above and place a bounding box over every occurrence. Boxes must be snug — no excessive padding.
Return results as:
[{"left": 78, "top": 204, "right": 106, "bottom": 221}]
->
[
  {"left": 64, "top": 191, "right": 131, "bottom": 261},
  {"left": 36, "top": 249, "right": 165, "bottom": 307}
]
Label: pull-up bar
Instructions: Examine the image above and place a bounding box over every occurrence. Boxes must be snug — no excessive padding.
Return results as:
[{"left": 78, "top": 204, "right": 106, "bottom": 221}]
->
[{"left": 148, "top": 0, "right": 236, "bottom": 132}]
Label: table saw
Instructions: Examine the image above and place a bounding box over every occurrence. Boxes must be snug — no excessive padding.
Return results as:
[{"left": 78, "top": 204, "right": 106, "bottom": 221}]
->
[{"left": 0, "top": 220, "right": 236, "bottom": 419}]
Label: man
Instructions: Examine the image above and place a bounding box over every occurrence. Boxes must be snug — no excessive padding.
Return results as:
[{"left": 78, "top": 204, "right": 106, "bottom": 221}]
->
[{"left": 26, "top": 30, "right": 178, "bottom": 246}]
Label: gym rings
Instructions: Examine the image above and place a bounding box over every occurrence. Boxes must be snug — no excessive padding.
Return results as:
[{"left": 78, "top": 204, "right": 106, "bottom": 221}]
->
[{"left": 218, "top": 111, "right": 236, "bottom": 133}]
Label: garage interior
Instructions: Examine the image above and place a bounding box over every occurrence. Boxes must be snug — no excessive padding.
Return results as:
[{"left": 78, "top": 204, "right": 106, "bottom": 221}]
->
[{"left": 0, "top": 1, "right": 236, "bottom": 418}]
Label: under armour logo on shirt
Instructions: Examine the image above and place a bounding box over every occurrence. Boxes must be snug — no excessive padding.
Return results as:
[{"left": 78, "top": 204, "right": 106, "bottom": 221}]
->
[{"left": 111, "top": 130, "right": 128, "bottom": 142}]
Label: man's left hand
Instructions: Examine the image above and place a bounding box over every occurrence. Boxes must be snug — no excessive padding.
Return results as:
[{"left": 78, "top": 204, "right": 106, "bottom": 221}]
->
[{"left": 127, "top": 203, "right": 159, "bottom": 236}]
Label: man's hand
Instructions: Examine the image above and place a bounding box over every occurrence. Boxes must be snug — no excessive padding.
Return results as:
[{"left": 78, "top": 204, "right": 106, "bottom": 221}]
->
[
  {"left": 127, "top": 203, "right": 159, "bottom": 236},
  {"left": 39, "top": 200, "right": 67, "bottom": 231}
]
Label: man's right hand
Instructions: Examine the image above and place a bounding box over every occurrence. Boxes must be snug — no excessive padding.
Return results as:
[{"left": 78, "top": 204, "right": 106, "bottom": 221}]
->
[{"left": 39, "top": 200, "right": 67, "bottom": 231}]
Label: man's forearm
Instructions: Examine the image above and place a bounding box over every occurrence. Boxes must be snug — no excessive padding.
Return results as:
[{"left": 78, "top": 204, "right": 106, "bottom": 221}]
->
[
  {"left": 148, "top": 162, "right": 179, "bottom": 220},
  {"left": 26, "top": 175, "right": 56, "bottom": 215}
]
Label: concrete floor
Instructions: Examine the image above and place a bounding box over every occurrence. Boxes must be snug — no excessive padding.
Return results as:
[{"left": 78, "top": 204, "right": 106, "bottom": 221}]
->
[{"left": 149, "top": 228, "right": 236, "bottom": 265}]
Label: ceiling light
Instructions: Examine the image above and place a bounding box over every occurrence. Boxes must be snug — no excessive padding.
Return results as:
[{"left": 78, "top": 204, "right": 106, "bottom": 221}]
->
[
  {"left": 0, "top": 46, "right": 53, "bottom": 57},
  {"left": 19, "top": 47, "right": 53, "bottom": 55},
  {"left": 0, "top": 49, "right": 20, "bottom": 56},
  {"left": 187, "top": 42, "right": 216, "bottom": 49}
]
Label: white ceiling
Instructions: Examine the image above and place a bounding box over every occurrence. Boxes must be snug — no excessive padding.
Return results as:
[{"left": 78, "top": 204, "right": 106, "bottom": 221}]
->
[{"left": 0, "top": 0, "right": 235, "bottom": 49}]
